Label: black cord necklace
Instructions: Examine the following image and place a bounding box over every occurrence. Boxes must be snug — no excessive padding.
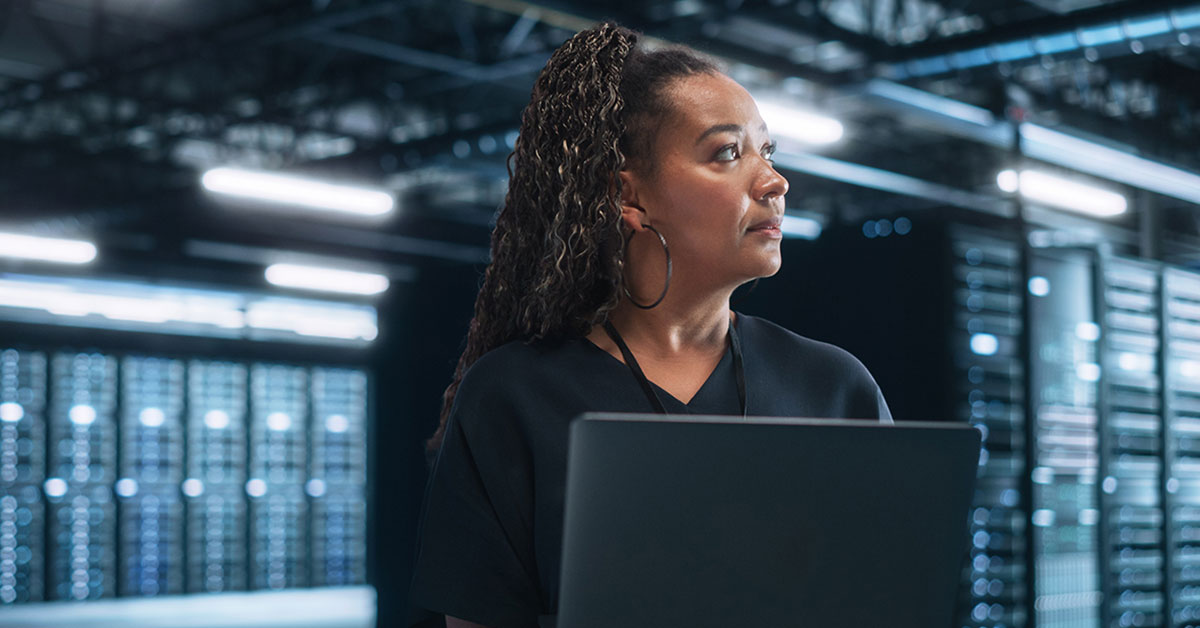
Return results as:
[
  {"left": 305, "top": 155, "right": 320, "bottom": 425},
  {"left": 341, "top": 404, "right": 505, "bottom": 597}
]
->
[{"left": 602, "top": 316, "right": 747, "bottom": 417}]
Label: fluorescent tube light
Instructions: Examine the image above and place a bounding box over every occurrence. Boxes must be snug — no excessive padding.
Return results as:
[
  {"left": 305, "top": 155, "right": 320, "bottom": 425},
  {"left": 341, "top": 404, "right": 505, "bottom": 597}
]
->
[
  {"left": 201, "top": 167, "right": 394, "bottom": 216},
  {"left": 1019, "top": 124, "right": 1200, "bottom": 206},
  {"left": 864, "top": 80, "right": 1200, "bottom": 207},
  {"left": 755, "top": 101, "right": 844, "bottom": 145},
  {"left": 246, "top": 298, "right": 378, "bottom": 342},
  {"left": 0, "top": 232, "right": 96, "bottom": 264},
  {"left": 264, "top": 263, "right": 389, "bottom": 296},
  {"left": 997, "top": 169, "right": 1128, "bottom": 217},
  {"left": 0, "top": 273, "right": 378, "bottom": 344}
]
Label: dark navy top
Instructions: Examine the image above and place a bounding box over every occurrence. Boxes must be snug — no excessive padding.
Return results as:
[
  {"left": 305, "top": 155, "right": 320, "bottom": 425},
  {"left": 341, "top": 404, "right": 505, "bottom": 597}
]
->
[{"left": 408, "top": 313, "right": 893, "bottom": 628}]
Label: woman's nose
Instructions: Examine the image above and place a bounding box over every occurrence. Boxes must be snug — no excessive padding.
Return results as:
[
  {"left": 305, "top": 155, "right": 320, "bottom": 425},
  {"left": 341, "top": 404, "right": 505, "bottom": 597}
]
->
[{"left": 756, "top": 163, "right": 789, "bottom": 202}]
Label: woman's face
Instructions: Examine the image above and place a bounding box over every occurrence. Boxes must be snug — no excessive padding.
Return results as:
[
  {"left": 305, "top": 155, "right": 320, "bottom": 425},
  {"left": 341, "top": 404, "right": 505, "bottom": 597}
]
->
[{"left": 622, "top": 72, "right": 789, "bottom": 291}]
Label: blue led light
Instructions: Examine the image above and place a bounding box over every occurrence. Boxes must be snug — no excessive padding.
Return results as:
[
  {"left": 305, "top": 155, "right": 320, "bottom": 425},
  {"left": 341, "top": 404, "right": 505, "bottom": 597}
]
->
[
  {"left": 1035, "top": 32, "right": 1079, "bottom": 54},
  {"left": 951, "top": 48, "right": 992, "bottom": 69},
  {"left": 68, "top": 404, "right": 96, "bottom": 425},
  {"left": 0, "top": 402, "right": 23, "bottom": 422},
  {"left": 908, "top": 57, "right": 952, "bottom": 76},
  {"left": 1078, "top": 24, "right": 1124, "bottom": 46},
  {"left": 1176, "top": 7, "right": 1200, "bottom": 29},
  {"left": 1124, "top": 15, "right": 1172, "bottom": 39},
  {"left": 114, "top": 478, "right": 138, "bottom": 498},
  {"left": 991, "top": 40, "right": 1036, "bottom": 62},
  {"left": 1028, "top": 276, "right": 1051, "bottom": 296}
]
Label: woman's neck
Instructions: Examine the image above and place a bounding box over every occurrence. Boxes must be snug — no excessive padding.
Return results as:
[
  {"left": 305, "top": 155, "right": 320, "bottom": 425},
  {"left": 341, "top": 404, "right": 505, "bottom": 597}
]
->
[{"left": 600, "top": 289, "right": 733, "bottom": 359}]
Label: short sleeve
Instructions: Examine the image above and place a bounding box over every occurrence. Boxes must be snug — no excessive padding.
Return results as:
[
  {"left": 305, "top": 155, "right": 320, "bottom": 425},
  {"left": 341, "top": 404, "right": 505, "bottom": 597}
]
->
[{"left": 408, "top": 366, "right": 542, "bottom": 628}]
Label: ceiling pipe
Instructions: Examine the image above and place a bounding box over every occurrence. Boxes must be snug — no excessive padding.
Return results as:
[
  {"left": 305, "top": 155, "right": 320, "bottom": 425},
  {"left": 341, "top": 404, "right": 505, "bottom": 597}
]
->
[{"left": 882, "top": 4, "right": 1200, "bottom": 79}]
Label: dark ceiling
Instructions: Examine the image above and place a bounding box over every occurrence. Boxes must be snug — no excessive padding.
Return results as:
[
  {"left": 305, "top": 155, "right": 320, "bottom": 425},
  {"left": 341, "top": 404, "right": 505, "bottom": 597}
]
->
[{"left": 2, "top": 0, "right": 1198, "bottom": 282}]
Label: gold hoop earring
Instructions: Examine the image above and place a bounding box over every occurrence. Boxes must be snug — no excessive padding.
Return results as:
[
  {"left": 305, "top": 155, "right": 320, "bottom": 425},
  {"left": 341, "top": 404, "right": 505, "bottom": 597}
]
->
[{"left": 623, "top": 225, "right": 671, "bottom": 309}]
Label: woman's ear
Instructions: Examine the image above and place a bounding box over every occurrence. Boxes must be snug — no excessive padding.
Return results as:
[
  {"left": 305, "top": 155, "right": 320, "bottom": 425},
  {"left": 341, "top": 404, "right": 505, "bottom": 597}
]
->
[{"left": 618, "top": 169, "right": 648, "bottom": 233}]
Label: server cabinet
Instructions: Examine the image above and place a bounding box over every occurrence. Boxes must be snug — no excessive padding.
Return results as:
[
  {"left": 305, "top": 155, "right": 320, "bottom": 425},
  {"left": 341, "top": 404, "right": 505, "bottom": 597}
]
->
[
  {"left": 248, "top": 364, "right": 309, "bottom": 590},
  {"left": 956, "top": 228, "right": 1030, "bottom": 628},
  {"left": 1165, "top": 268, "right": 1200, "bottom": 627},
  {"left": 1027, "top": 248, "right": 1102, "bottom": 628},
  {"left": 45, "top": 352, "right": 118, "bottom": 601},
  {"left": 1096, "top": 258, "right": 1165, "bottom": 628},
  {"left": 117, "top": 356, "right": 186, "bottom": 597},
  {"left": 309, "top": 367, "right": 369, "bottom": 587},
  {"left": 185, "top": 360, "right": 250, "bottom": 593},
  {"left": 0, "top": 349, "right": 46, "bottom": 604},
  {"left": 0, "top": 343, "right": 372, "bottom": 608}
]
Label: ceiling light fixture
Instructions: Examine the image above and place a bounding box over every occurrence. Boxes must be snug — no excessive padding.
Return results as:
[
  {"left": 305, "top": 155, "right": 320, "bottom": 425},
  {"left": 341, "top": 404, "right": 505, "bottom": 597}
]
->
[
  {"left": 997, "top": 169, "right": 1128, "bottom": 217},
  {"left": 0, "top": 231, "right": 97, "bottom": 264},
  {"left": 264, "top": 263, "right": 390, "bottom": 296},
  {"left": 755, "top": 101, "right": 844, "bottom": 145},
  {"left": 200, "top": 167, "right": 394, "bottom": 217}
]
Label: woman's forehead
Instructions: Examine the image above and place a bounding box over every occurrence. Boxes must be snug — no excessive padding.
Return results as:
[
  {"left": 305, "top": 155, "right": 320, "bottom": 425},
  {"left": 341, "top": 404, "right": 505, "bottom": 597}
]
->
[{"left": 662, "top": 73, "right": 764, "bottom": 138}]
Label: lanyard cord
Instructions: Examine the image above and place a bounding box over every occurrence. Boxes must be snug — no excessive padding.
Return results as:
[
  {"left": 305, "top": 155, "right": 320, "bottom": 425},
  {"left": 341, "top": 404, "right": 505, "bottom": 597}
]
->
[{"left": 602, "top": 317, "right": 747, "bottom": 417}]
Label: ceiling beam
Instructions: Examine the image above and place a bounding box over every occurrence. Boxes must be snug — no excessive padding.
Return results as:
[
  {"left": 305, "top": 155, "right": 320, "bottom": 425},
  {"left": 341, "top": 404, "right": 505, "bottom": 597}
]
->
[
  {"left": 883, "top": 0, "right": 1198, "bottom": 78},
  {"left": 0, "top": 0, "right": 402, "bottom": 112}
]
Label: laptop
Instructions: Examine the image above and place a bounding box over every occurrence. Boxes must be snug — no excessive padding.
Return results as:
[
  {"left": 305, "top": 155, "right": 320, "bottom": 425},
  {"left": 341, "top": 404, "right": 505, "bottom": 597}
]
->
[{"left": 555, "top": 414, "right": 982, "bottom": 628}]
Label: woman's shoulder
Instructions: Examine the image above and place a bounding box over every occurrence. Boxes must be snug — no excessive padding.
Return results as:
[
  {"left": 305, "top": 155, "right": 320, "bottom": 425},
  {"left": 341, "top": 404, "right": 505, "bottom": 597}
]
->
[
  {"left": 455, "top": 335, "right": 587, "bottom": 401},
  {"left": 737, "top": 313, "right": 871, "bottom": 376},
  {"left": 738, "top": 313, "right": 893, "bottom": 422},
  {"left": 462, "top": 336, "right": 576, "bottom": 378},
  {"left": 450, "top": 336, "right": 592, "bottom": 433}
]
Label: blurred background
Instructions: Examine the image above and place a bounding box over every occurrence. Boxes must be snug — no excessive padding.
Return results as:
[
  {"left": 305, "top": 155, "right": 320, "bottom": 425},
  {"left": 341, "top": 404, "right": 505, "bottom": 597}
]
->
[{"left": 0, "top": 0, "right": 1199, "bottom": 627}]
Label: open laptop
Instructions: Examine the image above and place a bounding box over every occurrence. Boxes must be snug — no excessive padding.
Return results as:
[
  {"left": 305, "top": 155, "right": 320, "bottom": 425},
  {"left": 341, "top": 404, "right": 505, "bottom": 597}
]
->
[{"left": 555, "top": 414, "right": 981, "bottom": 628}]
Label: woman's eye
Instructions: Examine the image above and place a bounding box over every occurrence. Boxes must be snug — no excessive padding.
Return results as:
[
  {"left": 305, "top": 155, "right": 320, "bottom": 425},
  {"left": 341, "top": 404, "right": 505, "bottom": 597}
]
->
[
  {"left": 762, "top": 142, "right": 777, "bottom": 163},
  {"left": 715, "top": 144, "right": 739, "bottom": 161}
]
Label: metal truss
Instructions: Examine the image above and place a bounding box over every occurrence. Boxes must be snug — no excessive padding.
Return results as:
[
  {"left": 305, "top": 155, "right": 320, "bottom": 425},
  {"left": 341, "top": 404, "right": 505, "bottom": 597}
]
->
[{"left": 4, "top": 0, "right": 1200, "bottom": 252}]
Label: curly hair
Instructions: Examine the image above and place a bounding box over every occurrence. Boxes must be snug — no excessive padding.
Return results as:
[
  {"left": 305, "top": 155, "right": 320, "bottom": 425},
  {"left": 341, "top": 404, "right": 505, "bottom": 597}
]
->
[{"left": 426, "top": 23, "right": 718, "bottom": 456}]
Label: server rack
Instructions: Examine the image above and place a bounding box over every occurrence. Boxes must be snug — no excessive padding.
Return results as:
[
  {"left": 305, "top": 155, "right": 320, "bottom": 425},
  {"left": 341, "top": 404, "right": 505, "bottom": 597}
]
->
[
  {"left": 309, "top": 367, "right": 369, "bottom": 587},
  {"left": 1026, "top": 248, "right": 1102, "bottom": 628},
  {"left": 1095, "top": 258, "right": 1165, "bottom": 628},
  {"left": 955, "top": 227, "right": 1030, "bottom": 628},
  {"left": 248, "top": 364, "right": 310, "bottom": 590},
  {"left": 185, "top": 360, "right": 249, "bottom": 594},
  {"left": 0, "top": 341, "right": 372, "bottom": 610},
  {"left": 45, "top": 352, "right": 118, "bottom": 600},
  {"left": 117, "top": 356, "right": 187, "bottom": 597},
  {"left": 0, "top": 349, "right": 46, "bottom": 604},
  {"left": 1164, "top": 267, "right": 1200, "bottom": 627}
]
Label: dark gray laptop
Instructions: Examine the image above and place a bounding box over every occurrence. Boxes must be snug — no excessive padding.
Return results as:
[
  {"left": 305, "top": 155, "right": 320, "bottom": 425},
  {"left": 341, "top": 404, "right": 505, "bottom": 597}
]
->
[{"left": 555, "top": 415, "right": 982, "bottom": 628}]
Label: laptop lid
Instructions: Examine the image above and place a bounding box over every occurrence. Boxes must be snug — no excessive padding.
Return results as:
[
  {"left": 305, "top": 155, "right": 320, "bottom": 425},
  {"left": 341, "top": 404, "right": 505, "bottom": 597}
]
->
[{"left": 556, "top": 414, "right": 981, "bottom": 628}]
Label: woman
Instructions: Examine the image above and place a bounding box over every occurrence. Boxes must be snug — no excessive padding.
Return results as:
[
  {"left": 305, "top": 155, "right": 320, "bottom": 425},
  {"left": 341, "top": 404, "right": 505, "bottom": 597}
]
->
[{"left": 408, "top": 22, "right": 892, "bottom": 628}]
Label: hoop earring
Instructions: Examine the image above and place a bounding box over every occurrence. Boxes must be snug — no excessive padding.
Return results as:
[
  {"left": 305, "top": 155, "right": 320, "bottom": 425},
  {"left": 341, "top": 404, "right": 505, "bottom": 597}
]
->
[{"left": 623, "top": 224, "right": 671, "bottom": 309}]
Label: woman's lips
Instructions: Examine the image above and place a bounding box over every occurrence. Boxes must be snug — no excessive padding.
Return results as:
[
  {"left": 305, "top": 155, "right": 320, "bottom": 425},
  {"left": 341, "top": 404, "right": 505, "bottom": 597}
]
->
[{"left": 748, "top": 216, "right": 783, "bottom": 237}]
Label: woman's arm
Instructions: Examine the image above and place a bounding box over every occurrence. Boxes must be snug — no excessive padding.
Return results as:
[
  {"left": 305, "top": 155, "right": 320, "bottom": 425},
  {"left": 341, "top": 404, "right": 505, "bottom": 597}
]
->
[{"left": 446, "top": 616, "right": 492, "bottom": 628}]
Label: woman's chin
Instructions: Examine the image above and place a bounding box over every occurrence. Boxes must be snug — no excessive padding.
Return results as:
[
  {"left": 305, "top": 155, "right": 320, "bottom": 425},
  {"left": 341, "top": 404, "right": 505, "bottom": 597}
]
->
[
  {"left": 734, "top": 260, "right": 781, "bottom": 286},
  {"left": 755, "top": 253, "right": 782, "bottom": 278}
]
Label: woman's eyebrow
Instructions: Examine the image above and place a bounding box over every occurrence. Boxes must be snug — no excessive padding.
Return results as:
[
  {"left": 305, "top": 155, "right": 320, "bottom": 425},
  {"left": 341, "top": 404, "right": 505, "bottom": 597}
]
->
[{"left": 695, "top": 122, "right": 769, "bottom": 145}]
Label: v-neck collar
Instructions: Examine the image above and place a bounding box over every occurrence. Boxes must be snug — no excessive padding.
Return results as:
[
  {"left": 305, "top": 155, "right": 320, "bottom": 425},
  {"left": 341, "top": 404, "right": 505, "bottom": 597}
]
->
[
  {"left": 580, "top": 315, "right": 742, "bottom": 409},
  {"left": 656, "top": 344, "right": 733, "bottom": 408}
]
